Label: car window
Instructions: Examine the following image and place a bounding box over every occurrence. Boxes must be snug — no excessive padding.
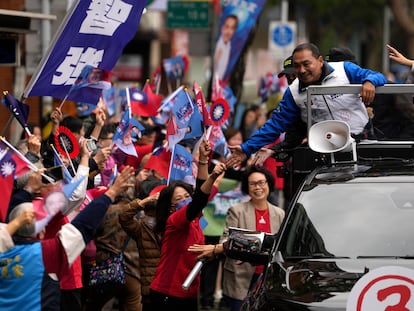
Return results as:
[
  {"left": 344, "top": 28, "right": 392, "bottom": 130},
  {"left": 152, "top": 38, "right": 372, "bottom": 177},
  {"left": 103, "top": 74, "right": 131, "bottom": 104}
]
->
[{"left": 280, "top": 180, "right": 414, "bottom": 259}]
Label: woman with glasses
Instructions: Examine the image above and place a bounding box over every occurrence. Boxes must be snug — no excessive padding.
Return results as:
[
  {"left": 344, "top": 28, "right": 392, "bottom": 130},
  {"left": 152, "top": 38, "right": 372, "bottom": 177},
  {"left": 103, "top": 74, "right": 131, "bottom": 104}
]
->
[{"left": 219, "top": 165, "right": 285, "bottom": 311}]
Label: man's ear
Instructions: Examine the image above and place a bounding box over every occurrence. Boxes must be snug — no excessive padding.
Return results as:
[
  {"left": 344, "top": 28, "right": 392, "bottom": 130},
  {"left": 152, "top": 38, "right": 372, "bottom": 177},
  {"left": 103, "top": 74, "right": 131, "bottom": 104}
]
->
[{"left": 318, "top": 55, "right": 324, "bottom": 66}]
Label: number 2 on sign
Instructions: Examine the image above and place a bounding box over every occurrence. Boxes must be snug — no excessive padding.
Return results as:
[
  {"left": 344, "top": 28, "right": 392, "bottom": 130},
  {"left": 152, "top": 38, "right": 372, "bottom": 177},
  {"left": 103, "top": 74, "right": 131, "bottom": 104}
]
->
[{"left": 377, "top": 285, "right": 410, "bottom": 311}]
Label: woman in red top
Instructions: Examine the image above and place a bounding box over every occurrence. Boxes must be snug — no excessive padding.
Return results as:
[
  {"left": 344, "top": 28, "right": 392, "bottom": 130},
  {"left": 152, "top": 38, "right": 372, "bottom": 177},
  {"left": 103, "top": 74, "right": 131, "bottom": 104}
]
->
[
  {"left": 220, "top": 166, "right": 285, "bottom": 311},
  {"left": 149, "top": 139, "right": 226, "bottom": 311}
]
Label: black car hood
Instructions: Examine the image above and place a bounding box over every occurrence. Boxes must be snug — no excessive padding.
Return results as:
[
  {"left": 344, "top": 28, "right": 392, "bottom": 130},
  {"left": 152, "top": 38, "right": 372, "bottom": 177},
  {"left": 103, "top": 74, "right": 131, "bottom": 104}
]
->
[{"left": 252, "top": 258, "right": 414, "bottom": 310}]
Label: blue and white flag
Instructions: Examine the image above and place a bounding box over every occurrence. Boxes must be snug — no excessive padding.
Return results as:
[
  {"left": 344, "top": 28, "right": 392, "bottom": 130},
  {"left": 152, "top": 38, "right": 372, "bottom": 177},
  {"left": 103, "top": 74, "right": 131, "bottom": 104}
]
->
[
  {"left": 102, "top": 86, "right": 117, "bottom": 117},
  {"left": 23, "top": 0, "right": 145, "bottom": 103},
  {"left": 112, "top": 108, "right": 139, "bottom": 157},
  {"left": 168, "top": 144, "right": 194, "bottom": 185}
]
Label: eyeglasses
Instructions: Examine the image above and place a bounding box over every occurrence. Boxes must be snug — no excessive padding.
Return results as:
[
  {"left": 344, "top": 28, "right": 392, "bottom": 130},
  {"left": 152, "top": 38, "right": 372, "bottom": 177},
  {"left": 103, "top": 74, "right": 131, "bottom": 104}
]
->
[{"left": 248, "top": 180, "right": 267, "bottom": 187}]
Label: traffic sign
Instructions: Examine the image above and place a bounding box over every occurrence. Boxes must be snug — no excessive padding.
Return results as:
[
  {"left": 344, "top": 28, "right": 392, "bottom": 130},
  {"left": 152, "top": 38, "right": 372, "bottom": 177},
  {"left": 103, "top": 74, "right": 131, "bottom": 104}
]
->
[
  {"left": 269, "top": 21, "right": 297, "bottom": 58},
  {"left": 167, "top": 1, "right": 210, "bottom": 29}
]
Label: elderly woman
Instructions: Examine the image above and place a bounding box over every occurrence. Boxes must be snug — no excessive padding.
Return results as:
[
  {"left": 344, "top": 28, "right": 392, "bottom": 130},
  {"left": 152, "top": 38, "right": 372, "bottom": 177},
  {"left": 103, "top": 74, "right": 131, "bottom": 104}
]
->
[
  {"left": 149, "top": 139, "right": 227, "bottom": 311},
  {"left": 191, "top": 165, "right": 285, "bottom": 311}
]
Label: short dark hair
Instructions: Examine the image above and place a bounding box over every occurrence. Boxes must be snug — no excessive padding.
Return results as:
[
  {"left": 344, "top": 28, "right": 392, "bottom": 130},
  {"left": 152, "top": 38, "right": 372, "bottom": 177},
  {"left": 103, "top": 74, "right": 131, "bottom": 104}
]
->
[
  {"left": 240, "top": 165, "right": 275, "bottom": 195},
  {"left": 225, "top": 14, "right": 238, "bottom": 26},
  {"left": 61, "top": 116, "right": 83, "bottom": 134},
  {"left": 293, "top": 43, "right": 321, "bottom": 59},
  {"left": 98, "top": 123, "right": 117, "bottom": 139}
]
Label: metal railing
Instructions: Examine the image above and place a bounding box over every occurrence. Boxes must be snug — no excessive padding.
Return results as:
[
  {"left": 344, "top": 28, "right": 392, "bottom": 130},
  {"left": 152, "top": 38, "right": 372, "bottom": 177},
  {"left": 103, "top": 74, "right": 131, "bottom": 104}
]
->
[{"left": 305, "top": 84, "right": 414, "bottom": 133}]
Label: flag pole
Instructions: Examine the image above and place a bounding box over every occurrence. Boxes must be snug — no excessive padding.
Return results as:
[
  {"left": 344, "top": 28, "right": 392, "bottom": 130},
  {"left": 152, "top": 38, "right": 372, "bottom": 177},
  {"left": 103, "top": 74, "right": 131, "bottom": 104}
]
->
[
  {"left": 50, "top": 143, "right": 74, "bottom": 178},
  {"left": 125, "top": 87, "right": 131, "bottom": 111},
  {"left": 59, "top": 136, "right": 77, "bottom": 174},
  {"left": 156, "top": 75, "right": 161, "bottom": 95},
  {"left": 0, "top": 136, "right": 54, "bottom": 182},
  {"left": 24, "top": 126, "right": 32, "bottom": 137},
  {"left": 166, "top": 144, "right": 175, "bottom": 186},
  {"left": 58, "top": 93, "right": 69, "bottom": 110}
]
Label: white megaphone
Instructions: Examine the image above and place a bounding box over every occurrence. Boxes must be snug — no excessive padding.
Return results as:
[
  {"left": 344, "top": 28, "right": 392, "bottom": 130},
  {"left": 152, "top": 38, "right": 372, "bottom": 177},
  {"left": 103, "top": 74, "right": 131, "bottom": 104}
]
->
[{"left": 308, "top": 120, "right": 357, "bottom": 162}]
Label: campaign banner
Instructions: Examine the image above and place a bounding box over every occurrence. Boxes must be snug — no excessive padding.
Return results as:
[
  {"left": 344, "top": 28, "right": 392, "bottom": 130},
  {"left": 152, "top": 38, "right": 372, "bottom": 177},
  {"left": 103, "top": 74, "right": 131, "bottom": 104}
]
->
[
  {"left": 23, "top": 0, "right": 145, "bottom": 104},
  {"left": 213, "top": 0, "right": 266, "bottom": 83}
]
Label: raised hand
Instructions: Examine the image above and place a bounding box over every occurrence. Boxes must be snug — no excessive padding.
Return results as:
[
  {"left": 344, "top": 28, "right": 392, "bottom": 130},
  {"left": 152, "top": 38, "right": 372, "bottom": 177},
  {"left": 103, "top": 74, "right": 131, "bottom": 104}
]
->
[
  {"left": 104, "top": 166, "right": 135, "bottom": 201},
  {"left": 226, "top": 145, "right": 247, "bottom": 168},
  {"left": 252, "top": 147, "right": 275, "bottom": 166}
]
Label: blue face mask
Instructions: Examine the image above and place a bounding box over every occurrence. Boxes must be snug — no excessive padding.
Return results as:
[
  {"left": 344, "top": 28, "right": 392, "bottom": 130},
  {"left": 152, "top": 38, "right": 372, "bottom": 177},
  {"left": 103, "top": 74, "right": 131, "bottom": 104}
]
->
[{"left": 174, "top": 197, "right": 193, "bottom": 211}]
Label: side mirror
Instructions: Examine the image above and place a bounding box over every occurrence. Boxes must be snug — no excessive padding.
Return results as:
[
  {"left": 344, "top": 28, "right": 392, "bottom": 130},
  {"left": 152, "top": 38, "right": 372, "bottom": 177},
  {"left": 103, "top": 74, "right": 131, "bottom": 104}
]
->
[
  {"left": 286, "top": 266, "right": 313, "bottom": 293},
  {"left": 224, "top": 227, "right": 275, "bottom": 265}
]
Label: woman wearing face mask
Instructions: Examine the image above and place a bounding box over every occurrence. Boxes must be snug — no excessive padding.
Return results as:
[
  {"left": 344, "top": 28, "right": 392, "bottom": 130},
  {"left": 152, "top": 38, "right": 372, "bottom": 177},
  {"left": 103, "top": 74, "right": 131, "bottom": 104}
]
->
[{"left": 149, "top": 139, "right": 227, "bottom": 311}]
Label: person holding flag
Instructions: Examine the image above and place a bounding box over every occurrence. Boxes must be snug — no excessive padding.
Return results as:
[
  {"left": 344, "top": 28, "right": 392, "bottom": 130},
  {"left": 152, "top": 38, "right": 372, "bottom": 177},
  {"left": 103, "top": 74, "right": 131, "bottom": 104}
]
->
[
  {"left": 8, "top": 138, "right": 92, "bottom": 311},
  {"left": 0, "top": 166, "right": 135, "bottom": 311},
  {"left": 149, "top": 139, "right": 226, "bottom": 311}
]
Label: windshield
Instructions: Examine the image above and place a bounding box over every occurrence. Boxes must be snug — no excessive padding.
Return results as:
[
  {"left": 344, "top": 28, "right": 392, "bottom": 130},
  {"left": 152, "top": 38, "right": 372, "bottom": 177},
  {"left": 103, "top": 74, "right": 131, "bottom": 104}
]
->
[{"left": 280, "top": 180, "right": 414, "bottom": 259}]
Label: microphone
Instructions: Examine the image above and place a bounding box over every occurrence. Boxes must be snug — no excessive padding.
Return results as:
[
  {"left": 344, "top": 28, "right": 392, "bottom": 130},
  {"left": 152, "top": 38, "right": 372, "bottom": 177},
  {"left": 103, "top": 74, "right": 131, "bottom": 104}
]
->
[{"left": 182, "top": 259, "right": 206, "bottom": 290}]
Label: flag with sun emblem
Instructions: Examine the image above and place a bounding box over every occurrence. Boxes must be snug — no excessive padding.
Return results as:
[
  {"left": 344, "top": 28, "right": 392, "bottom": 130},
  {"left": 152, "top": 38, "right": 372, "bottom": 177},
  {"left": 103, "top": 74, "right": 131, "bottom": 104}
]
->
[
  {"left": 210, "top": 98, "right": 230, "bottom": 127},
  {"left": 0, "top": 142, "right": 31, "bottom": 222}
]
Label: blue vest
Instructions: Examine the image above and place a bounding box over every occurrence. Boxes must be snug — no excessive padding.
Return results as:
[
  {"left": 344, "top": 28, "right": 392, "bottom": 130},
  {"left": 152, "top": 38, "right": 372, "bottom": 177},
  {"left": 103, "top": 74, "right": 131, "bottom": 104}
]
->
[{"left": 0, "top": 243, "right": 44, "bottom": 311}]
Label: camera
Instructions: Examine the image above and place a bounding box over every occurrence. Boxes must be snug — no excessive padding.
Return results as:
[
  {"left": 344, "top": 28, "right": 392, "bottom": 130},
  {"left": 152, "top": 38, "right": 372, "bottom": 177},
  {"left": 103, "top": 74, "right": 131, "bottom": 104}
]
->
[{"left": 86, "top": 139, "right": 97, "bottom": 152}]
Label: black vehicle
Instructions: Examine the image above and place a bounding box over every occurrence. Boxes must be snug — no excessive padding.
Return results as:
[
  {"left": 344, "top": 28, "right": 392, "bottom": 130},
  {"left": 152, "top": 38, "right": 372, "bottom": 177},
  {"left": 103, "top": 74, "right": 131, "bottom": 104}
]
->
[{"left": 226, "top": 121, "right": 414, "bottom": 311}]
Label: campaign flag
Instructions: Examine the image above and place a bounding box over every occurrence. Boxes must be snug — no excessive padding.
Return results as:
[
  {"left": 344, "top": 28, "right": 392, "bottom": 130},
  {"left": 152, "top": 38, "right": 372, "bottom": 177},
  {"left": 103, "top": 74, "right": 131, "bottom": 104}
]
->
[
  {"left": 150, "top": 65, "right": 162, "bottom": 92},
  {"left": 23, "top": 0, "right": 146, "bottom": 103},
  {"left": 34, "top": 174, "right": 85, "bottom": 234},
  {"left": 169, "top": 144, "right": 194, "bottom": 185},
  {"left": 112, "top": 108, "right": 137, "bottom": 157},
  {"left": 210, "top": 98, "right": 230, "bottom": 127},
  {"left": 76, "top": 102, "right": 96, "bottom": 117},
  {"left": 156, "top": 86, "right": 184, "bottom": 125},
  {"left": 0, "top": 141, "right": 31, "bottom": 222},
  {"left": 108, "top": 164, "right": 118, "bottom": 187},
  {"left": 209, "top": 125, "right": 230, "bottom": 158},
  {"left": 62, "top": 175, "right": 87, "bottom": 200},
  {"left": 144, "top": 146, "right": 171, "bottom": 180},
  {"left": 163, "top": 55, "right": 188, "bottom": 81},
  {"left": 213, "top": 0, "right": 266, "bottom": 83},
  {"left": 193, "top": 81, "right": 212, "bottom": 127},
  {"left": 166, "top": 116, "right": 188, "bottom": 149},
  {"left": 184, "top": 106, "right": 203, "bottom": 141},
  {"left": 52, "top": 146, "right": 73, "bottom": 184},
  {"left": 60, "top": 65, "right": 112, "bottom": 105},
  {"left": 163, "top": 88, "right": 203, "bottom": 148},
  {"left": 171, "top": 88, "right": 195, "bottom": 130},
  {"left": 103, "top": 86, "right": 117, "bottom": 117},
  {"left": 71, "top": 65, "right": 111, "bottom": 91},
  {"left": 2, "top": 91, "right": 30, "bottom": 134},
  {"left": 130, "top": 116, "right": 145, "bottom": 140}
]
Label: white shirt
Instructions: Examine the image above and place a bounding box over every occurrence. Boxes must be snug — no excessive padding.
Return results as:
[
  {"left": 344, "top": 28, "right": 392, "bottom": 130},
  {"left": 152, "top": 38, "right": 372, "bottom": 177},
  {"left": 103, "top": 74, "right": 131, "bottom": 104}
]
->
[{"left": 214, "top": 36, "right": 231, "bottom": 81}]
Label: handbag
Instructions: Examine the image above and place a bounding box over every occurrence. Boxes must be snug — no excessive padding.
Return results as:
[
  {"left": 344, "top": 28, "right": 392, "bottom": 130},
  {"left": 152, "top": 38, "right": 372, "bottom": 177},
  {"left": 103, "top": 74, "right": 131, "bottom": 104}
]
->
[{"left": 89, "top": 237, "right": 129, "bottom": 287}]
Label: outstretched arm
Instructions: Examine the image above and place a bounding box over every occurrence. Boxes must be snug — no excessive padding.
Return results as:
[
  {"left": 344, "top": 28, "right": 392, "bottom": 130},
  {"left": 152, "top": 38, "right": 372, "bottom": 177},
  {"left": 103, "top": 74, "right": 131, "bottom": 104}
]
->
[{"left": 387, "top": 44, "right": 414, "bottom": 68}]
